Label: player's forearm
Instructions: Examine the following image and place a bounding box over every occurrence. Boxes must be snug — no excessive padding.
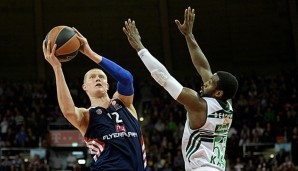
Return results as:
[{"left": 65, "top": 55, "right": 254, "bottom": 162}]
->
[
  {"left": 53, "top": 67, "right": 76, "bottom": 115},
  {"left": 99, "top": 57, "right": 134, "bottom": 96},
  {"left": 137, "top": 49, "right": 183, "bottom": 100},
  {"left": 184, "top": 34, "right": 210, "bottom": 73},
  {"left": 85, "top": 50, "right": 102, "bottom": 64}
]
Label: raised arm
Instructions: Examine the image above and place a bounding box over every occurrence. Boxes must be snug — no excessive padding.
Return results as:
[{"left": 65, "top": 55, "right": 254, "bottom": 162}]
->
[
  {"left": 175, "top": 7, "right": 212, "bottom": 83},
  {"left": 73, "top": 28, "right": 135, "bottom": 108},
  {"left": 42, "top": 40, "right": 89, "bottom": 135},
  {"left": 123, "top": 19, "right": 207, "bottom": 129}
]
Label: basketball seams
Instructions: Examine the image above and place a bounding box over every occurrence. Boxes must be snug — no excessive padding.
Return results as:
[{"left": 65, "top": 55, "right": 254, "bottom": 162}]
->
[
  {"left": 47, "top": 26, "right": 65, "bottom": 49},
  {"left": 54, "top": 26, "right": 66, "bottom": 49},
  {"left": 55, "top": 35, "right": 80, "bottom": 55},
  {"left": 45, "top": 25, "right": 80, "bottom": 62}
]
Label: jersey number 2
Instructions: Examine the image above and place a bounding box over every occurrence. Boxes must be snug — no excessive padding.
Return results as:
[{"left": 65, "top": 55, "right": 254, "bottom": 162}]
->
[{"left": 107, "top": 112, "right": 123, "bottom": 123}]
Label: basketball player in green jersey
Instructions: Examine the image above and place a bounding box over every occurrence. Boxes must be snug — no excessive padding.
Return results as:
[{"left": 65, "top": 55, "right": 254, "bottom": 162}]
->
[{"left": 123, "top": 7, "right": 238, "bottom": 171}]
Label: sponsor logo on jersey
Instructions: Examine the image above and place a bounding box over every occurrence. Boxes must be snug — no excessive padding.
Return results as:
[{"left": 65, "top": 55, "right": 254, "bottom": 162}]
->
[
  {"left": 215, "top": 123, "right": 230, "bottom": 134},
  {"left": 96, "top": 109, "right": 102, "bottom": 115},
  {"left": 115, "top": 124, "right": 126, "bottom": 132},
  {"left": 103, "top": 132, "right": 138, "bottom": 140},
  {"left": 209, "top": 110, "right": 233, "bottom": 119}
]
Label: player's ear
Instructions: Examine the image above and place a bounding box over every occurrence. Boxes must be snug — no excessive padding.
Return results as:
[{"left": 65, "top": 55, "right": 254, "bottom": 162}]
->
[
  {"left": 214, "top": 90, "right": 223, "bottom": 98},
  {"left": 82, "top": 83, "right": 87, "bottom": 91}
]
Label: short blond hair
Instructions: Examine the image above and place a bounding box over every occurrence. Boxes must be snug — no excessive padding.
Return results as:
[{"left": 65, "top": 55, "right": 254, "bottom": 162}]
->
[{"left": 83, "top": 68, "right": 104, "bottom": 83}]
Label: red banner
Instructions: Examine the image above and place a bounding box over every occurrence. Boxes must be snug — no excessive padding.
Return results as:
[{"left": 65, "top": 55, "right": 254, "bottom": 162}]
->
[{"left": 49, "top": 130, "right": 85, "bottom": 147}]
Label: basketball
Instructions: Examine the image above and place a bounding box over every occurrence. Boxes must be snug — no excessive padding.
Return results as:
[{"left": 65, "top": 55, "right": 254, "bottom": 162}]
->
[{"left": 45, "top": 26, "right": 81, "bottom": 62}]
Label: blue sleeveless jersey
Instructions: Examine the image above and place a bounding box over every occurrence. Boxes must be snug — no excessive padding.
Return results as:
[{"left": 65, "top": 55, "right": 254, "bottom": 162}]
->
[{"left": 84, "top": 99, "right": 146, "bottom": 171}]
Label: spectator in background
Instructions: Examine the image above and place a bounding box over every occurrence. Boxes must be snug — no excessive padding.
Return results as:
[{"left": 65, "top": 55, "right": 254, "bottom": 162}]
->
[
  {"left": 49, "top": 152, "right": 62, "bottom": 171},
  {"left": 256, "top": 155, "right": 268, "bottom": 171},
  {"left": 14, "top": 126, "right": 28, "bottom": 147},
  {"left": 11, "top": 154, "right": 25, "bottom": 171},
  {"left": 0, "top": 136, "right": 5, "bottom": 147},
  {"left": 28, "top": 154, "right": 48, "bottom": 171},
  {"left": 66, "top": 153, "right": 77, "bottom": 171},
  {"left": 26, "top": 128, "right": 37, "bottom": 147},
  {"left": 245, "top": 159, "right": 256, "bottom": 171},
  {"left": 243, "top": 150, "right": 255, "bottom": 165},
  {"left": 239, "top": 124, "right": 251, "bottom": 147},
  {"left": 1, "top": 155, "right": 12, "bottom": 171},
  {"left": 278, "top": 155, "right": 295, "bottom": 171},
  {"left": 234, "top": 157, "right": 244, "bottom": 171},
  {"left": 275, "top": 148, "right": 287, "bottom": 166},
  {"left": 228, "top": 126, "right": 238, "bottom": 138},
  {"left": 14, "top": 108, "right": 24, "bottom": 131},
  {"left": 252, "top": 122, "right": 264, "bottom": 143},
  {"left": 155, "top": 118, "right": 165, "bottom": 133},
  {"left": 262, "top": 122, "right": 275, "bottom": 142},
  {"left": 173, "top": 150, "right": 184, "bottom": 171},
  {"left": 1, "top": 116, "right": 9, "bottom": 140},
  {"left": 5, "top": 127, "right": 15, "bottom": 147},
  {"left": 263, "top": 106, "right": 275, "bottom": 123}
]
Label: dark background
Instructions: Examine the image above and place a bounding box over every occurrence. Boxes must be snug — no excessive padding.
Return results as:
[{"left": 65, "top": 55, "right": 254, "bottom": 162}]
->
[{"left": 0, "top": 0, "right": 297, "bottom": 82}]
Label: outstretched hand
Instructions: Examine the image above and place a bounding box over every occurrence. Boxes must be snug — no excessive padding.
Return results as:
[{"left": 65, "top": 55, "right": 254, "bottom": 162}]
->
[
  {"left": 123, "top": 19, "right": 145, "bottom": 52},
  {"left": 175, "top": 7, "right": 195, "bottom": 36},
  {"left": 42, "top": 40, "right": 61, "bottom": 68},
  {"left": 73, "top": 27, "right": 93, "bottom": 56}
]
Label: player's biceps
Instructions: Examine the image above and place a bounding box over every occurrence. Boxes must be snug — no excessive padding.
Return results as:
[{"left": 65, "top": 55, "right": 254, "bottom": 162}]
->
[{"left": 177, "top": 88, "right": 199, "bottom": 106}]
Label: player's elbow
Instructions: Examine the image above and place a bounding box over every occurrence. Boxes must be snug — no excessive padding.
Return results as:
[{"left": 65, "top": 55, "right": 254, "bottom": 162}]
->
[
  {"left": 61, "top": 108, "right": 76, "bottom": 118},
  {"left": 121, "top": 70, "right": 134, "bottom": 84}
]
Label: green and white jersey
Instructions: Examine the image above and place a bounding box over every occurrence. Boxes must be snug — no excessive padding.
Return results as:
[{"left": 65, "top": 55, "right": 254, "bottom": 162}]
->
[{"left": 182, "top": 97, "right": 233, "bottom": 171}]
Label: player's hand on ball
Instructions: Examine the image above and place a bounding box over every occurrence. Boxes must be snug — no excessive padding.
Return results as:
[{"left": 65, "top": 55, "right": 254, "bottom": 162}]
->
[
  {"left": 123, "top": 19, "right": 145, "bottom": 52},
  {"left": 43, "top": 40, "right": 61, "bottom": 68},
  {"left": 73, "top": 27, "right": 93, "bottom": 56}
]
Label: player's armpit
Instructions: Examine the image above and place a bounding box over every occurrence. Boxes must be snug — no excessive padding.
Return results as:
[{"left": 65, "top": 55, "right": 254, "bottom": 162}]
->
[
  {"left": 113, "top": 91, "right": 134, "bottom": 107},
  {"left": 177, "top": 87, "right": 207, "bottom": 129},
  {"left": 64, "top": 107, "right": 89, "bottom": 135}
]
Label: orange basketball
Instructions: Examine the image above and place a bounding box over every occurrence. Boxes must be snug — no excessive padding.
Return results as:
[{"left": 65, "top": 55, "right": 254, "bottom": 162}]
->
[{"left": 45, "top": 26, "right": 81, "bottom": 62}]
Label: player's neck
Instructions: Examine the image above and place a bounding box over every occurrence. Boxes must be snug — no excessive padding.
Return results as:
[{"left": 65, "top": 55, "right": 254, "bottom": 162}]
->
[{"left": 90, "top": 95, "right": 111, "bottom": 108}]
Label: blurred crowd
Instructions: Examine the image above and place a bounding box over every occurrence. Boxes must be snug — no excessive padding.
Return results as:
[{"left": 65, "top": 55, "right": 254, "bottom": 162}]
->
[{"left": 0, "top": 69, "right": 297, "bottom": 171}]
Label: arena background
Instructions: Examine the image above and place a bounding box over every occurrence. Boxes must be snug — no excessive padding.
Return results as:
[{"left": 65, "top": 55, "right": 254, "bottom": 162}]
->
[{"left": 0, "top": 0, "right": 297, "bottom": 81}]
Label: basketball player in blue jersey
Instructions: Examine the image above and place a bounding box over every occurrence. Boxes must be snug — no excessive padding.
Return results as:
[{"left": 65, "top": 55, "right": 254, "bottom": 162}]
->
[
  {"left": 42, "top": 29, "right": 146, "bottom": 171},
  {"left": 123, "top": 7, "right": 238, "bottom": 171}
]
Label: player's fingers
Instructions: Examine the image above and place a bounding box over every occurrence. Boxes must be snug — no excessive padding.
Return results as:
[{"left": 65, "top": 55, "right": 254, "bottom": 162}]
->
[
  {"left": 186, "top": 7, "right": 190, "bottom": 22},
  {"left": 175, "top": 20, "right": 182, "bottom": 28},
  {"left": 132, "top": 20, "right": 138, "bottom": 33},
  {"left": 191, "top": 9, "right": 195, "bottom": 22},
  {"left": 193, "top": 14, "right": 196, "bottom": 23},
  {"left": 47, "top": 40, "right": 51, "bottom": 54},
  {"left": 129, "top": 20, "right": 136, "bottom": 34},
  {"left": 128, "top": 19, "right": 134, "bottom": 32},
  {"left": 42, "top": 40, "right": 47, "bottom": 57},
  {"left": 42, "top": 40, "right": 46, "bottom": 53},
  {"left": 124, "top": 21, "right": 131, "bottom": 34},
  {"left": 52, "top": 44, "right": 57, "bottom": 56},
  {"left": 73, "top": 27, "right": 82, "bottom": 37},
  {"left": 136, "top": 28, "right": 140, "bottom": 35},
  {"left": 123, "top": 27, "right": 129, "bottom": 37},
  {"left": 184, "top": 8, "right": 187, "bottom": 22}
]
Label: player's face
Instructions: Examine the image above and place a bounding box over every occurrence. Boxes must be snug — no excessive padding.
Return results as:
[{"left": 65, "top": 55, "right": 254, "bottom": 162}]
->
[
  {"left": 83, "top": 69, "right": 109, "bottom": 96},
  {"left": 200, "top": 74, "right": 219, "bottom": 97}
]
